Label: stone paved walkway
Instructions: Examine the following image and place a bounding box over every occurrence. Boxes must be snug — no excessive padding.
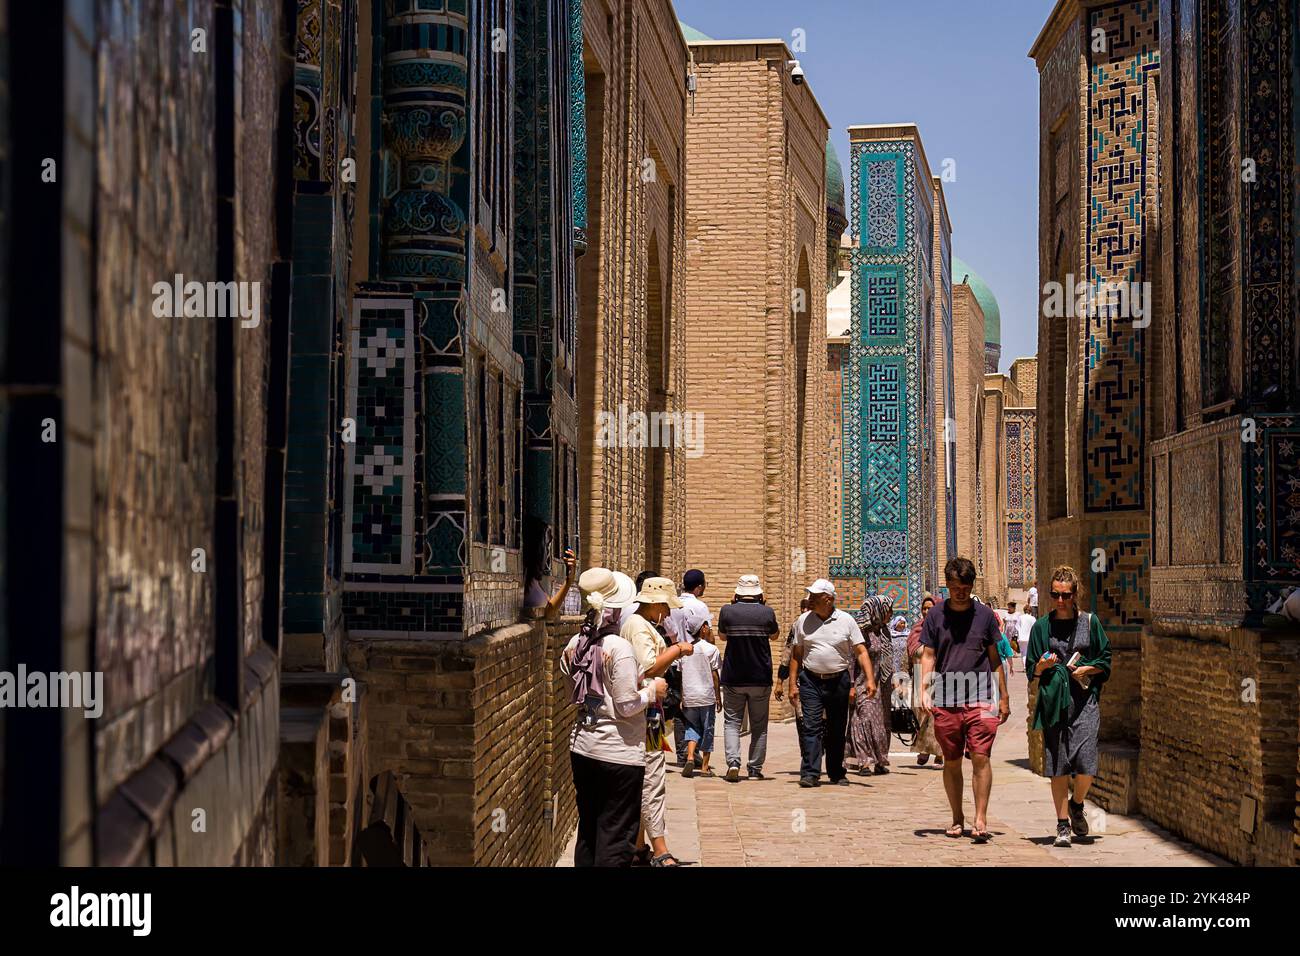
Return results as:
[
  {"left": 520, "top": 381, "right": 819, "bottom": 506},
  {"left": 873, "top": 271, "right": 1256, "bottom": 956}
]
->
[{"left": 559, "top": 668, "right": 1225, "bottom": 866}]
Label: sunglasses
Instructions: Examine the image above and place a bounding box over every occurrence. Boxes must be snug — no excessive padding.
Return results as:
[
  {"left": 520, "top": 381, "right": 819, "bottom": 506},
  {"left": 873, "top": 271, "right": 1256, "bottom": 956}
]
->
[{"left": 1051, "top": 590, "right": 1075, "bottom": 600}]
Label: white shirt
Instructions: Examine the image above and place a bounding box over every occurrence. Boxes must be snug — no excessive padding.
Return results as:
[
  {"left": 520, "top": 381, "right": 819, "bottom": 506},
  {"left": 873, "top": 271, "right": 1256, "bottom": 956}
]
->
[
  {"left": 561, "top": 633, "right": 654, "bottom": 766},
  {"left": 1017, "top": 613, "right": 1037, "bottom": 652},
  {"left": 672, "top": 592, "right": 711, "bottom": 642},
  {"left": 792, "top": 609, "right": 864, "bottom": 675},
  {"left": 679, "top": 639, "right": 720, "bottom": 707}
]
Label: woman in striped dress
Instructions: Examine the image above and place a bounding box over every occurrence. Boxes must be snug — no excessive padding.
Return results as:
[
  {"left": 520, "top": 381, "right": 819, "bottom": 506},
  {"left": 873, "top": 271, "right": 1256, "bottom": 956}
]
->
[{"left": 845, "top": 595, "right": 894, "bottom": 775}]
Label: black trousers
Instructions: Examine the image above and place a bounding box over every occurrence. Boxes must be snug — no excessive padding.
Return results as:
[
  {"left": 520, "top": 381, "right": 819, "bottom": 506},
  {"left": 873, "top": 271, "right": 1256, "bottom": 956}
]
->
[
  {"left": 798, "top": 670, "right": 851, "bottom": 782},
  {"left": 570, "top": 750, "right": 645, "bottom": 867}
]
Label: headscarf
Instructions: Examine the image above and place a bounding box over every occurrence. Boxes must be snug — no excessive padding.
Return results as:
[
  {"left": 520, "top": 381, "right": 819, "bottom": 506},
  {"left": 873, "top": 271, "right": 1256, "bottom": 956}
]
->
[
  {"left": 906, "top": 595, "right": 936, "bottom": 659},
  {"left": 854, "top": 595, "right": 894, "bottom": 646},
  {"left": 568, "top": 606, "right": 622, "bottom": 707}
]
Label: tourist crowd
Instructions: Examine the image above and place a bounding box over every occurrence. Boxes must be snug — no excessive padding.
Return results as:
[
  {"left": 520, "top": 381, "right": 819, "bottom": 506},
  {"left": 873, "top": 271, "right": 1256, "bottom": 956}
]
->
[{"left": 552, "top": 557, "right": 1111, "bottom": 865}]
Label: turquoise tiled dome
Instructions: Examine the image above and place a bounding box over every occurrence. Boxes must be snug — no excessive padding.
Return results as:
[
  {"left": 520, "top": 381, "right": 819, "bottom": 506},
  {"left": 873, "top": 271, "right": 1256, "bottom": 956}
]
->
[
  {"left": 826, "top": 143, "right": 845, "bottom": 217},
  {"left": 952, "top": 256, "right": 1000, "bottom": 347},
  {"left": 680, "top": 22, "right": 712, "bottom": 42}
]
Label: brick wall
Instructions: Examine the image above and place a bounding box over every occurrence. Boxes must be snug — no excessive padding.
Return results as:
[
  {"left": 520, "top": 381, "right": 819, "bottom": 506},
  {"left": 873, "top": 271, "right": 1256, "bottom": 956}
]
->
[
  {"left": 82, "top": 0, "right": 288, "bottom": 865},
  {"left": 577, "top": 0, "right": 688, "bottom": 581},
  {"left": 1138, "top": 626, "right": 1300, "bottom": 865},
  {"left": 348, "top": 615, "right": 579, "bottom": 866},
  {"left": 544, "top": 617, "right": 582, "bottom": 859},
  {"left": 951, "top": 285, "right": 985, "bottom": 563},
  {"left": 93, "top": 0, "right": 220, "bottom": 800},
  {"left": 684, "top": 40, "right": 829, "bottom": 632}
]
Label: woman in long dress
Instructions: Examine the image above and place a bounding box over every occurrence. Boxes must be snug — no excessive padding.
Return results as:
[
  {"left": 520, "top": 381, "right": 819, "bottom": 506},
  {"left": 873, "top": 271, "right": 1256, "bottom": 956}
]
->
[
  {"left": 907, "top": 594, "right": 944, "bottom": 765},
  {"left": 845, "top": 595, "right": 894, "bottom": 774}
]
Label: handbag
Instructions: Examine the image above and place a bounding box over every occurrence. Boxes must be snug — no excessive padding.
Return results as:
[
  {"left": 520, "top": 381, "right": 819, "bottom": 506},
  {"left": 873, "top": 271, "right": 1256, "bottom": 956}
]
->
[{"left": 662, "top": 665, "right": 683, "bottom": 723}]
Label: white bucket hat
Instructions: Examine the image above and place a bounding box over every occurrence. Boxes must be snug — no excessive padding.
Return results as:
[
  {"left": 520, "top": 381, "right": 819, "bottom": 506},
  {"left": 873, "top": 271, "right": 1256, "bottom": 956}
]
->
[
  {"left": 633, "top": 576, "right": 682, "bottom": 608},
  {"left": 734, "top": 574, "right": 763, "bottom": 597},
  {"left": 577, "top": 567, "right": 636, "bottom": 612}
]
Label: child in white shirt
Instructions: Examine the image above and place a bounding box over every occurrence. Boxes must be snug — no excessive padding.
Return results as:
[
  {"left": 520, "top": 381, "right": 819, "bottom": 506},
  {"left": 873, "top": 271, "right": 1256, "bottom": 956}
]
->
[{"left": 678, "top": 638, "right": 721, "bottom": 777}]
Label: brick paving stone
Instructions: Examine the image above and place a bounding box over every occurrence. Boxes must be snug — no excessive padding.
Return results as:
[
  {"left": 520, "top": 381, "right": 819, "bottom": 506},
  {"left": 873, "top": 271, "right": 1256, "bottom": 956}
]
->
[{"left": 560, "top": 670, "right": 1228, "bottom": 866}]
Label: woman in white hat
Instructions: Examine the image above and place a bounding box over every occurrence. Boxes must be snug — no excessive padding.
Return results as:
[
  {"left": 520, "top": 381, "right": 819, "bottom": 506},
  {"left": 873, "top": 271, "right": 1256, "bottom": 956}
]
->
[
  {"left": 561, "top": 567, "right": 664, "bottom": 866},
  {"left": 622, "top": 576, "right": 692, "bottom": 867}
]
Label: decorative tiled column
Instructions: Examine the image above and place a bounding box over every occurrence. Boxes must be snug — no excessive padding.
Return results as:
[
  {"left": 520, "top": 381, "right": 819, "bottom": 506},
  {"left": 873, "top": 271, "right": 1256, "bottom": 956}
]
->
[
  {"left": 834, "top": 126, "right": 940, "bottom": 618},
  {"left": 343, "top": 0, "right": 470, "bottom": 637},
  {"left": 570, "top": 0, "right": 587, "bottom": 254}
]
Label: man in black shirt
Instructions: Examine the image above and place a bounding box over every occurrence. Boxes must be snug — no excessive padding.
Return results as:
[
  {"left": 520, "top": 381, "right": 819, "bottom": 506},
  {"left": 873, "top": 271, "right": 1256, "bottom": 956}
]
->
[
  {"left": 717, "top": 574, "right": 780, "bottom": 782},
  {"left": 919, "top": 557, "right": 1009, "bottom": 843}
]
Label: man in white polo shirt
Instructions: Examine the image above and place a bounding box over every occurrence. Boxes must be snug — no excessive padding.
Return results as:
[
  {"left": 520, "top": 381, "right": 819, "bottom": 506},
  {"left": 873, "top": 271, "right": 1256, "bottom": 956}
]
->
[{"left": 788, "top": 579, "right": 877, "bottom": 787}]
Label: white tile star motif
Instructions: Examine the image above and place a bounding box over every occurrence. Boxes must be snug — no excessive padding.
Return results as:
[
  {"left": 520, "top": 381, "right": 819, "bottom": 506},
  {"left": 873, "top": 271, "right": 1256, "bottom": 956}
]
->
[
  {"left": 358, "top": 328, "right": 405, "bottom": 377},
  {"left": 362, "top": 449, "right": 397, "bottom": 495}
]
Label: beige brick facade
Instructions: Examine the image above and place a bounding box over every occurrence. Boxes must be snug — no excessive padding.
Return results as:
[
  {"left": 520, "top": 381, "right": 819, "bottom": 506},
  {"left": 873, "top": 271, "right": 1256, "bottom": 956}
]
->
[
  {"left": 577, "top": 0, "right": 689, "bottom": 581},
  {"left": 951, "top": 284, "right": 986, "bottom": 567},
  {"left": 683, "top": 39, "right": 830, "bottom": 632}
]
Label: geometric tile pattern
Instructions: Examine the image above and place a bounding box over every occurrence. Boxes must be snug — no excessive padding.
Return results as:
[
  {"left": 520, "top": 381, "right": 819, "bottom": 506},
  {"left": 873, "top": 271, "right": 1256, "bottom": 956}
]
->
[
  {"left": 1088, "top": 533, "right": 1150, "bottom": 634},
  {"left": 835, "top": 138, "right": 936, "bottom": 617},
  {"left": 345, "top": 301, "right": 416, "bottom": 574},
  {"left": 570, "top": 0, "right": 587, "bottom": 245},
  {"left": 865, "top": 268, "right": 904, "bottom": 338},
  {"left": 1004, "top": 410, "right": 1037, "bottom": 589},
  {"left": 865, "top": 160, "right": 900, "bottom": 249},
  {"left": 866, "top": 362, "right": 903, "bottom": 441},
  {"left": 1241, "top": 0, "right": 1293, "bottom": 405},
  {"left": 1007, "top": 522, "right": 1024, "bottom": 589},
  {"left": 1083, "top": 2, "right": 1158, "bottom": 512},
  {"left": 1245, "top": 415, "right": 1300, "bottom": 615}
]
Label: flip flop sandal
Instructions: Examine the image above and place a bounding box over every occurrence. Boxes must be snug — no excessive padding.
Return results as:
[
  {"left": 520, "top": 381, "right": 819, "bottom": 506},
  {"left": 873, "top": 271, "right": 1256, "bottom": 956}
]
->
[
  {"left": 651, "top": 853, "right": 681, "bottom": 867},
  {"left": 945, "top": 822, "right": 965, "bottom": 838},
  {"left": 972, "top": 827, "right": 992, "bottom": 844},
  {"left": 699, "top": 768, "right": 717, "bottom": 777}
]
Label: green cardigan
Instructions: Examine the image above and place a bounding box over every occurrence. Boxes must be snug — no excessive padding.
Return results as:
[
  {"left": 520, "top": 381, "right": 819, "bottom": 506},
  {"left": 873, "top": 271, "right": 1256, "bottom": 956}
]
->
[{"left": 1026, "top": 612, "right": 1111, "bottom": 730}]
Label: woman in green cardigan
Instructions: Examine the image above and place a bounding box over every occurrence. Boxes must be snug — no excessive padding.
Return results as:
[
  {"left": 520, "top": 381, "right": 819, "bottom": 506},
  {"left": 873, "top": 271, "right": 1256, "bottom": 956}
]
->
[{"left": 1026, "top": 565, "right": 1111, "bottom": 848}]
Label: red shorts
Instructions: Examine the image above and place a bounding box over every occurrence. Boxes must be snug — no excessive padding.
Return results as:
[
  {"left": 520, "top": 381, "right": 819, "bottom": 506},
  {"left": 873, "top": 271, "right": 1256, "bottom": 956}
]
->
[{"left": 932, "top": 705, "right": 999, "bottom": 760}]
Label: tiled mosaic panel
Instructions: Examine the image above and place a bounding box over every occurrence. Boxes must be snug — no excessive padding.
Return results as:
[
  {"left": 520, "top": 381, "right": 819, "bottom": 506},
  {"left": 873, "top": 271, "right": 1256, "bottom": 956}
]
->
[
  {"left": 865, "top": 362, "right": 903, "bottom": 441},
  {"left": 294, "top": 0, "right": 325, "bottom": 180},
  {"left": 1241, "top": 0, "right": 1293, "bottom": 404},
  {"left": 833, "top": 578, "right": 868, "bottom": 610},
  {"left": 865, "top": 159, "right": 899, "bottom": 248},
  {"left": 342, "top": 586, "right": 463, "bottom": 634},
  {"left": 346, "top": 302, "right": 414, "bottom": 573},
  {"left": 570, "top": 0, "right": 586, "bottom": 238},
  {"left": 1007, "top": 421, "right": 1023, "bottom": 508},
  {"left": 1088, "top": 534, "right": 1150, "bottom": 634},
  {"left": 1007, "top": 522, "right": 1024, "bottom": 588},
  {"left": 1004, "top": 411, "right": 1036, "bottom": 589},
  {"left": 876, "top": 576, "right": 908, "bottom": 614},
  {"left": 1245, "top": 416, "right": 1300, "bottom": 615},
  {"left": 841, "top": 139, "right": 925, "bottom": 619},
  {"left": 862, "top": 531, "right": 907, "bottom": 564},
  {"left": 1083, "top": 2, "right": 1158, "bottom": 512},
  {"left": 863, "top": 265, "right": 904, "bottom": 339}
]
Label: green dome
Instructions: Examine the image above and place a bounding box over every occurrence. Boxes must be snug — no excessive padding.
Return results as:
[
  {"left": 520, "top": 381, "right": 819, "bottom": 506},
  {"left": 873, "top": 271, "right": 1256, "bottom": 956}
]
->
[
  {"left": 952, "top": 256, "right": 1000, "bottom": 346},
  {"left": 826, "top": 142, "right": 845, "bottom": 216},
  {"left": 680, "top": 22, "right": 713, "bottom": 42}
]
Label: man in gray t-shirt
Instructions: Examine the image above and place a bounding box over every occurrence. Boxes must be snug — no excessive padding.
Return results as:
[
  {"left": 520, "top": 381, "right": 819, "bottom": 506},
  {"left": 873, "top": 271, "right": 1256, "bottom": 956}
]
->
[{"left": 788, "top": 579, "right": 876, "bottom": 786}]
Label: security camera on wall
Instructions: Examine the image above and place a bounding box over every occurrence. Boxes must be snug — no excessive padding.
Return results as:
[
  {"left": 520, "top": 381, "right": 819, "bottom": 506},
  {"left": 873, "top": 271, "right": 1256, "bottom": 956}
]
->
[{"left": 788, "top": 59, "right": 805, "bottom": 85}]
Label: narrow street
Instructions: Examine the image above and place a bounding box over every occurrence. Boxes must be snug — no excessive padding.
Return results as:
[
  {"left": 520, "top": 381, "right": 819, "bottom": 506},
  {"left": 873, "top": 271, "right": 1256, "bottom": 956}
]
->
[{"left": 561, "top": 668, "right": 1224, "bottom": 866}]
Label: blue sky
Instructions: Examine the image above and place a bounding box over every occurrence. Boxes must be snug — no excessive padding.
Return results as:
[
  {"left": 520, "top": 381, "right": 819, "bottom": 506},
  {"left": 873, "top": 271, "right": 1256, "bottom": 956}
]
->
[{"left": 673, "top": 0, "right": 1053, "bottom": 370}]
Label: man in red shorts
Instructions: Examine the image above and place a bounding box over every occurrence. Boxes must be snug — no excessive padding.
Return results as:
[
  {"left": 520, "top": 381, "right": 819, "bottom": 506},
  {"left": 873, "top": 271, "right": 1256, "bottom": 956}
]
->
[{"left": 919, "top": 557, "right": 1009, "bottom": 843}]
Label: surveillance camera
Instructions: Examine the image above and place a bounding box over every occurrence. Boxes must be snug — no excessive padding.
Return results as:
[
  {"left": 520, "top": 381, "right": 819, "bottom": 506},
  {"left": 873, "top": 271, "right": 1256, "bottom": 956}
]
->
[{"left": 788, "top": 59, "right": 804, "bottom": 85}]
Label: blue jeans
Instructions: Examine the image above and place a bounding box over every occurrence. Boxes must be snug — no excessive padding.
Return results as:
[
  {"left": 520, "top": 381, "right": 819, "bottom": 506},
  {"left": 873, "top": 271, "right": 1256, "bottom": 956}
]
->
[
  {"left": 798, "top": 669, "right": 851, "bottom": 782},
  {"left": 682, "top": 705, "right": 716, "bottom": 752}
]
